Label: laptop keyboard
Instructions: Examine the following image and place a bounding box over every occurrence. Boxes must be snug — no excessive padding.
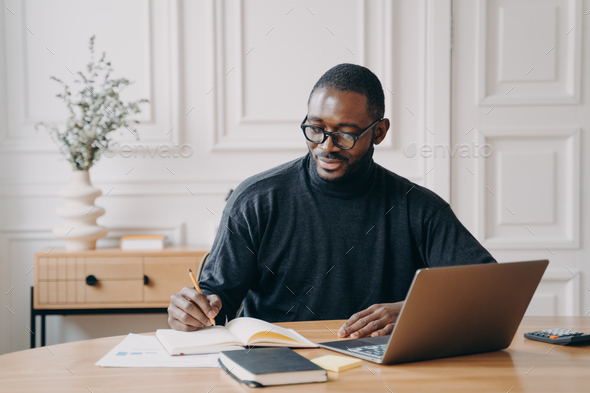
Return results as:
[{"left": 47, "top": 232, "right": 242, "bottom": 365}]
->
[{"left": 348, "top": 344, "right": 387, "bottom": 359}]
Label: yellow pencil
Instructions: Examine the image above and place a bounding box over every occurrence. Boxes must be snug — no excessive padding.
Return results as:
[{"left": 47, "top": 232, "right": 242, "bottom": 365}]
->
[{"left": 187, "top": 268, "right": 216, "bottom": 326}]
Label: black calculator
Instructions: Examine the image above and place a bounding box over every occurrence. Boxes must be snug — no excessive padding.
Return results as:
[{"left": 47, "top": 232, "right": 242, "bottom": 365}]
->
[{"left": 524, "top": 328, "right": 590, "bottom": 345}]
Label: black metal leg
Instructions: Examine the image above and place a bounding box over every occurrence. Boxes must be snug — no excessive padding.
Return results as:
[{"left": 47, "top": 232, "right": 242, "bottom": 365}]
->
[
  {"left": 30, "top": 287, "right": 36, "bottom": 349},
  {"left": 41, "top": 314, "right": 46, "bottom": 347},
  {"left": 26, "top": 304, "right": 167, "bottom": 348}
]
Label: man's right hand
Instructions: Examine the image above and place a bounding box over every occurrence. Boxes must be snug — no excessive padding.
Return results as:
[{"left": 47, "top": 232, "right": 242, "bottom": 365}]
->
[{"left": 167, "top": 286, "right": 222, "bottom": 331}]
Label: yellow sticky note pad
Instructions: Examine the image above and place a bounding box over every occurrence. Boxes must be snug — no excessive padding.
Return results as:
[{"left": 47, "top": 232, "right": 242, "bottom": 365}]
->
[{"left": 311, "top": 355, "right": 362, "bottom": 372}]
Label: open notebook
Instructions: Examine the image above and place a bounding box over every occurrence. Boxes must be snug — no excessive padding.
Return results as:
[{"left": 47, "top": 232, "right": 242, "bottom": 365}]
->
[{"left": 156, "top": 317, "right": 318, "bottom": 355}]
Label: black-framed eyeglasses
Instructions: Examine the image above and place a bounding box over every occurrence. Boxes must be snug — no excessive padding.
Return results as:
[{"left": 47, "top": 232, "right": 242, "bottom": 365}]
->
[{"left": 300, "top": 115, "right": 383, "bottom": 150}]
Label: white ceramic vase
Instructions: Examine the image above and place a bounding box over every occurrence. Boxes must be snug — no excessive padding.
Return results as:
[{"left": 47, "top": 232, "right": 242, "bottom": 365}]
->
[{"left": 53, "top": 170, "right": 108, "bottom": 250}]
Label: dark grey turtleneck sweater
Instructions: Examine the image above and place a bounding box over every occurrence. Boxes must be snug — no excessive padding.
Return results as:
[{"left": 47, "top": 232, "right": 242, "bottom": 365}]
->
[{"left": 199, "top": 153, "right": 496, "bottom": 324}]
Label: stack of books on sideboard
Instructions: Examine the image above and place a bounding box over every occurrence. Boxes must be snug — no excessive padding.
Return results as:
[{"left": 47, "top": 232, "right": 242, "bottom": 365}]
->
[{"left": 119, "top": 235, "right": 166, "bottom": 250}]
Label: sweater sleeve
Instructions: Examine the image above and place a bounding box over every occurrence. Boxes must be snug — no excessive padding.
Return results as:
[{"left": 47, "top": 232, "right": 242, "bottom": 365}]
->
[
  {"left": 198, "top": 194, "right": 261, "bottom": 325},
  {"left": 419, "top": 205, "right": 497, "bottom": 267}
]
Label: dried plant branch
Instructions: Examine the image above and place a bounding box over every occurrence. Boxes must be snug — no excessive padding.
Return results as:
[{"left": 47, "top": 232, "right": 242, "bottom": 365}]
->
[{"left": 35, "top": 35, "right": 149, "bottom": 170}]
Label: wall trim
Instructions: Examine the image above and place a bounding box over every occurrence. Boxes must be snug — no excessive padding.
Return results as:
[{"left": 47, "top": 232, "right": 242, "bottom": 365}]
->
[
  {"left": 0, "top": 0, "right": 182, "bottom": 152},
  {"left": 475, "top": 127, "right": 580, "bottom": 249},
  {"left": 538, "top": 267, "right": 581, "bottom": 316},
  {"left": 475, "top": 0, "right": 582, "bottom": 106}
]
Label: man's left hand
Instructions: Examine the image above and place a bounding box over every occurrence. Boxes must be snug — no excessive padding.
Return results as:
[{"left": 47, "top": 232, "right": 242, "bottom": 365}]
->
[{"left": 338, "top": 302, "right": 405, "bottom": 339}]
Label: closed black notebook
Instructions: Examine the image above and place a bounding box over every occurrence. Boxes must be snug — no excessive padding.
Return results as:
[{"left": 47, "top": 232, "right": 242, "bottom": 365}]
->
[{"left": 219, "top": 347, "right": 327, "bottom": 387}]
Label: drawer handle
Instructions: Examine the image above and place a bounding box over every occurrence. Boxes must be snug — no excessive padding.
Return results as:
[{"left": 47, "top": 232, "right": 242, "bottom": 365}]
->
[
  {"left": 86, "top": 275, "right": 98, "bottom": 286},
  {"left": 144, "top": 275, "right": 149, "bottom": 285}
]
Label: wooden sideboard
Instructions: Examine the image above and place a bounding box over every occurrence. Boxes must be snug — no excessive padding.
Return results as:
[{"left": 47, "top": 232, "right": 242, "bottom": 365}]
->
[{"left": 31, "top": 246, "right": 209, "bottom": 347}]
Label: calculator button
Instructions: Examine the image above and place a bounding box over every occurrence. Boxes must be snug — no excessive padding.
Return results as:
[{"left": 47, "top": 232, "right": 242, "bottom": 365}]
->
[{"left": 549, "top": 336, "right": 559, "bottom": 339}]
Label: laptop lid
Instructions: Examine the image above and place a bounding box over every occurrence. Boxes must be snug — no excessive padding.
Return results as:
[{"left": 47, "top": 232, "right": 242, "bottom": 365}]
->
[{"left": 320, "top": 260, "right": 548, "bottom": 365}]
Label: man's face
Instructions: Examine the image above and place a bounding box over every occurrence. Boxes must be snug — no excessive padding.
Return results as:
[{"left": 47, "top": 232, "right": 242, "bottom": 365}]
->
[{"left": 305, "top": 87, "right": 389, "bottom": 182}]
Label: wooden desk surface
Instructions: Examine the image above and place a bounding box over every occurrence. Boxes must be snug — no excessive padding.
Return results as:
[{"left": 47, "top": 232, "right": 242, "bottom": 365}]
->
[{"left": 0, "top": 317, "right": 588, "bottom": 392}]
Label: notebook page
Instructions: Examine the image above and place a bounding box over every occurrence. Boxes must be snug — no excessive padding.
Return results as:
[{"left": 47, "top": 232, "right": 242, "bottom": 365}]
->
[
  {"left": 156, "top": 326, "right": 241, "bottom": 352},
  {"left": 226, "top": 317, "right": 316, "bottom": 346},
  {"left": 226, "top": 317, "right": 277, "bottom": 344}
]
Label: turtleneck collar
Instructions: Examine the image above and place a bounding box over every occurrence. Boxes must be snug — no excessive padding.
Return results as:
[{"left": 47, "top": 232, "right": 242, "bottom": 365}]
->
[{"left": 305, "top": 151, "right": 376, "bottom": 199}]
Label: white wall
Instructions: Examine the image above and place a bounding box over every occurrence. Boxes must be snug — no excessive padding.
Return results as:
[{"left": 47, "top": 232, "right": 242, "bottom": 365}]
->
[
  {"left": 0, "top": 0, "right": 450, "bottom": 354},
  {"left": 451, "top": 0, "right": 589, "bottom": 318},
  {"left": 3, "top": 0, "right": 586, "bottom": 356}
]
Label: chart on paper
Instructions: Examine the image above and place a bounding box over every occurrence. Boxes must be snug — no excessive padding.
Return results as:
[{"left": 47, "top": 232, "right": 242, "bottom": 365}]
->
[{"left": 95, "top": 334, "right": 220, "bottom": 368}]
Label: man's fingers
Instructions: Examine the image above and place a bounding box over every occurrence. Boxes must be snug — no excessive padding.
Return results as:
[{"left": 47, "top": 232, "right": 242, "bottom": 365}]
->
[
  {"left": 338, "top": 306, "right": 376, "bottom": 335},
  {"left": 370, "top": 323, "right": 395, "bottom": 337},
  {"left": 168, "top": 315, "right": 198, "bottom": 331},
  {"left": 173, "top": 290, "right": 212, "bottom": 326},
  {"left": 338, "top": 302, "right": 404, "bottom": 338},
  {"left": 207, "top": 294, "right": 222, "bottom": 316},
  {"left": 167, "top": 288, "right": 224, "bottom": 331},
  {"left": 349, "top": 317, "right": 385, "bottom": 339},
  {"left": 167, "top": 303, "right": 206, "bottom": 330},
  {"left": 338, "top": 306, "right": 379, "bottom": 337},
  {"left": 181, "top": 286, "right": 217, "bottom": 320}
]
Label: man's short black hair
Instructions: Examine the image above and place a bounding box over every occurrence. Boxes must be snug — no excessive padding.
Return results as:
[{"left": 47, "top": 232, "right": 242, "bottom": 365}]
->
[{"left": 308, "top": 63, "right": 385, "bottom": 120}]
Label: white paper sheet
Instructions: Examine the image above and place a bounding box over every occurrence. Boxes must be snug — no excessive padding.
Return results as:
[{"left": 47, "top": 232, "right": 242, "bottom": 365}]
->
[{"left": 95, "top": 333, "right": 220, "bottom": 368}]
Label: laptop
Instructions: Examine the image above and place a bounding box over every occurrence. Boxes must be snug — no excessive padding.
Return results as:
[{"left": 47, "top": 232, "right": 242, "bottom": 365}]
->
[{"left": 319, "top": 260, "right": 549, "bottom": 364}]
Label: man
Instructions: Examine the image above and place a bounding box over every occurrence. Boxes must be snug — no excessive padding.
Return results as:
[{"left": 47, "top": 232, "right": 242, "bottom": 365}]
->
[{"left": 168, "top": 64, "right": 496, "bottom": 339}]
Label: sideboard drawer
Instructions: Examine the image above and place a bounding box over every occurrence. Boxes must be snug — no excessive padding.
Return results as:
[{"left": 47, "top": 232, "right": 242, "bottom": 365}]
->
[
  {"left": 85, "top": 257, "right": 142, "bottom": 279},
  {"left": 85, "top": 280, "right": 144, "bottom": 303},
  {"left": 34, "top": 246, "right": 209, "bottom": 309},
  {"left": 143, "top": 256, "right": 198, "bottom": 302}
]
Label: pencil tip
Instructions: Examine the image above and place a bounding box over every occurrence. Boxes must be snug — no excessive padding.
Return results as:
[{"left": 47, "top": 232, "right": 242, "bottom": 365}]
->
[{"left": 188, "top": 269, "right": 192, "bottom": 273}]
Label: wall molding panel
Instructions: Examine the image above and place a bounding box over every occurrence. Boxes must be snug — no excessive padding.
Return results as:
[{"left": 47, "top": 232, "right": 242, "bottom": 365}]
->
[
  {"left": 0, "top": 230, "right": 56, "bottom": 354},
  {"left": 476, "top": 0, "right": 582, "bottom": 106},
  {"left": 452, "top": 0, "right": 588, "bottom": 330},
  {"left": 0, "top": 178, "right": 238, "bottom": 197},
  {"left": 0, "top": 0, "right": 182, "bottom": 152},
  {"left": 209, "top": 0, "right": 374, "bottom": 151},
  {"left": 475, "top": 127, "right": 580, "bottom": 249},
  {"left": 526, "top": 268, "right": 581, "bottom": 316}
]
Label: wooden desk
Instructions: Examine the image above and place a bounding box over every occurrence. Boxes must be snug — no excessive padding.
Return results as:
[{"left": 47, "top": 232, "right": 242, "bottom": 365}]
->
[{"left": 1, "top": 317, "right": 588, "bottom": 392}]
